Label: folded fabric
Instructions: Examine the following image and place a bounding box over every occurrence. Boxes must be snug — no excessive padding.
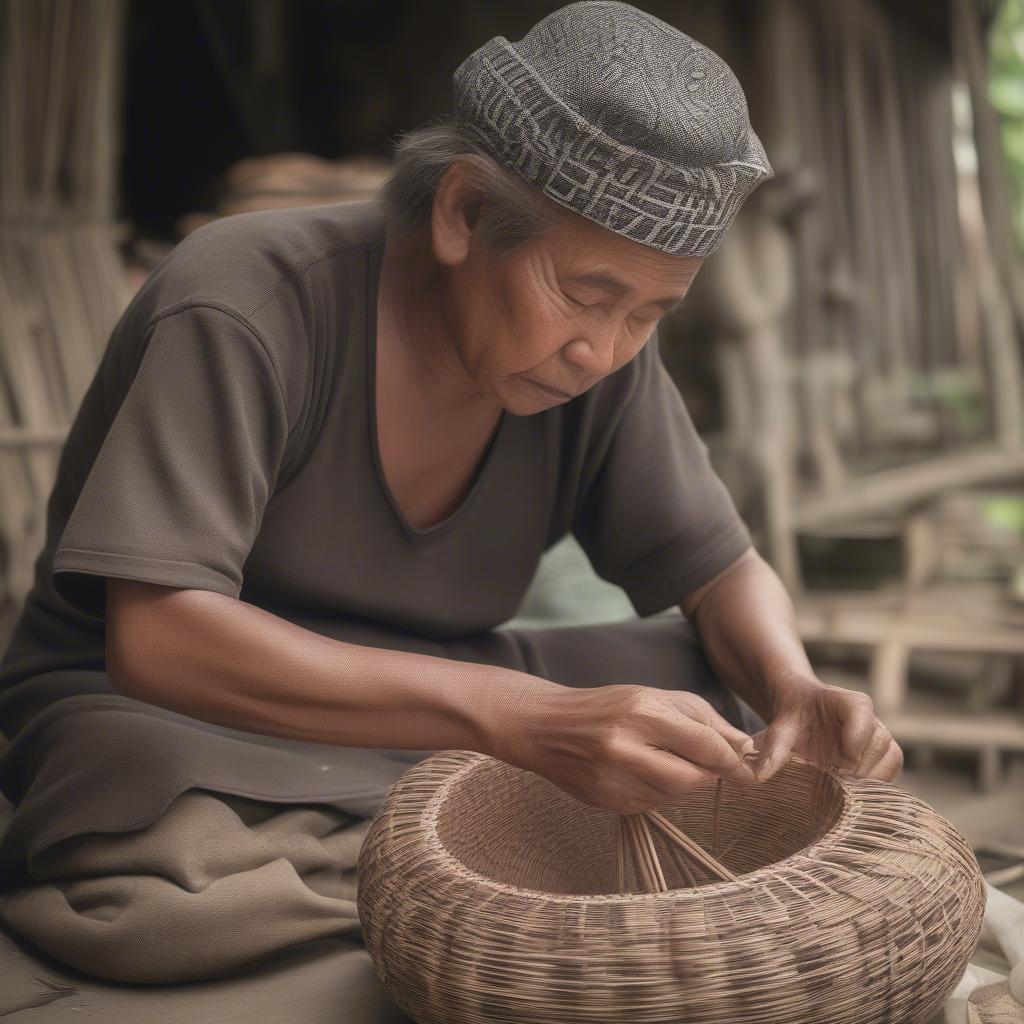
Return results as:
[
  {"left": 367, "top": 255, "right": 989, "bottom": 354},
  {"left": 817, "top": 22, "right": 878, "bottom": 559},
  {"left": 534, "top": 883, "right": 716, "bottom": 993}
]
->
[{"left": 0, "top": 789, "right": 369, "bottom": 983}]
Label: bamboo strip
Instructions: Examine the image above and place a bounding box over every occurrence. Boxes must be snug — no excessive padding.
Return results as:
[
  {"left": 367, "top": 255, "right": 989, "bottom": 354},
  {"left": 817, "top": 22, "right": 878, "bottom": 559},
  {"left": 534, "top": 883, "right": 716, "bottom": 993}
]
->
[
  {"left": 615, "top": 816, "right": 627, "bottom": 892},
  {"left": 631, "top": 813, "right": 668, "bottom": 893},
  {"left": 642, "top": 809, "right": 739, "bottom": 883},
  {"left": 623, "top": 814, "right": 661, "bottom": 892},
  {"left": 711, "top": 777, "right": 723, "bottom": 854},
  {"left": 664, "top": 836, "right": 700, "bottom": 888}
]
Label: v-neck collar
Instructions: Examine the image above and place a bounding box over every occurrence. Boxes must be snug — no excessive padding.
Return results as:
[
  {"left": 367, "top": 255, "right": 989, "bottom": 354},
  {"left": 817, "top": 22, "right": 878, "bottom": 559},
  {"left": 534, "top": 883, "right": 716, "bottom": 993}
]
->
[{"left": 364, "top": 239, "right": 509, "bottom": 543}]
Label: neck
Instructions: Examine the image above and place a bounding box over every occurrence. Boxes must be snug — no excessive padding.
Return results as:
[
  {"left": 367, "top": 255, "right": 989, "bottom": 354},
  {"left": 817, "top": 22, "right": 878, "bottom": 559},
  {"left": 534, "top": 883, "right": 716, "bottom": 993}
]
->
[{"left": 378, "top": 221, "right": 488, "bottom": 411}]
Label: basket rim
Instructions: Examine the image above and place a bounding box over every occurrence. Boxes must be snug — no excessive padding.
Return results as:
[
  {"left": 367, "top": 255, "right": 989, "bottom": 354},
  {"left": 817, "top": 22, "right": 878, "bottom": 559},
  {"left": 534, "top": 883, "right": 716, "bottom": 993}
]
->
[{"left": 415, "top": 750, "right": 861, "bottom": 904}]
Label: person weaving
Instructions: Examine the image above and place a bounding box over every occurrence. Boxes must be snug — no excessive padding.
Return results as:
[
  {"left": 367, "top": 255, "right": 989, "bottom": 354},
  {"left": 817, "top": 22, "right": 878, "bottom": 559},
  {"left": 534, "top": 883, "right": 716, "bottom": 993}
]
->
[{"left": 0, "top": 0, "right": 902, "bottom": 985}]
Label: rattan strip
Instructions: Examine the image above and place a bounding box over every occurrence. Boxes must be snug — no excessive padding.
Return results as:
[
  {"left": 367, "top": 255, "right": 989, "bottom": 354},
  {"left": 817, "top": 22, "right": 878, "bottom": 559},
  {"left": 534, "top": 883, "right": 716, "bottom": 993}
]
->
[{"left": 616, "top": 809, "right": 738, "bottom": 891}]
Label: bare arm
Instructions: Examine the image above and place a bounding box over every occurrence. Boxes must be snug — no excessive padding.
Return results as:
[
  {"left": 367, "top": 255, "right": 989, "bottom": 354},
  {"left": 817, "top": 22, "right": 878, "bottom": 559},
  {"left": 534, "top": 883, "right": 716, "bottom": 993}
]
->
[
  {"left": 105, "top": 578, "right": 539, "bottom": 753},
  {"left": 679, "top": 547, "right": 903, "bottom": 783},
  {"left": 105, "top": 577, "right": 756, "bottom": 814},
  {"left": 678, "top": 546, "right": 813, "bottom": 723}
]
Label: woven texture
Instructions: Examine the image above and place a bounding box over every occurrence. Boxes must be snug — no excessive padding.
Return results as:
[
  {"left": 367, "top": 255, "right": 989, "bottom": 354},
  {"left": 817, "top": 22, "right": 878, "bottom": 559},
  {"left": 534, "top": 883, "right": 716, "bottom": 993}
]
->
[
  {"left": 453, "top": 0, "right": 774, "bottom": 257},
  {"left": 357, "top": 749, "right": 986, "bottom": 1024}
]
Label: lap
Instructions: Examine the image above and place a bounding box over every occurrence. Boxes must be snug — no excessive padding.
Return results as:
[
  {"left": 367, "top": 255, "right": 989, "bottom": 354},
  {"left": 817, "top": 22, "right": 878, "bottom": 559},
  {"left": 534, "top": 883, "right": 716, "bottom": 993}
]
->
[
  {"left": 0, "top": 613, "right": 763, "bottom": 984},
  {"left": 0, "top": 611, "right": 762, "bottom": 891},
  {"left": 0, "top": 788, "right": 369, "bottom": 983}
]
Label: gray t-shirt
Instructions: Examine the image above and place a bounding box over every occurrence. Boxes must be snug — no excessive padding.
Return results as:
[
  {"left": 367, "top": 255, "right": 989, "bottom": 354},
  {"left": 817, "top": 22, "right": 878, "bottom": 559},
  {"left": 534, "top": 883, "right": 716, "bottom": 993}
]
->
[{"left": 2, "top": 198, "right": 752, "bottom": 701}]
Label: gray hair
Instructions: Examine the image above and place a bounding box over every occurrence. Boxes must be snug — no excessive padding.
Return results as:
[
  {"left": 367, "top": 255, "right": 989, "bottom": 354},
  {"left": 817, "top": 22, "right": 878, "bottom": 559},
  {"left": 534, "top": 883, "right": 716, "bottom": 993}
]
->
[{"left": 379, "top": 118, "right": 567, "bottom": 255}]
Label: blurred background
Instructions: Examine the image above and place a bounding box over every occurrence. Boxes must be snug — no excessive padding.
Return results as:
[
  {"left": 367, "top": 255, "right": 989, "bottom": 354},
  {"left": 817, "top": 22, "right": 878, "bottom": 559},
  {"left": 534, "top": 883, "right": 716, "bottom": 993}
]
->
[{"left": 0, "top": 0, "right": 1021, "bottom": 901}]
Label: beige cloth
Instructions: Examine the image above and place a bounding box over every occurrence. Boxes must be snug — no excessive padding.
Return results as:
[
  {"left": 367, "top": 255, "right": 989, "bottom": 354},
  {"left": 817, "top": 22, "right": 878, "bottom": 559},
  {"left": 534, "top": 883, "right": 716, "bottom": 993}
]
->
[
  {"left": 0, "top": 788, "right": 370, "bottom": 984},
  {"left": 966, "top": 981, "right": 1023, "bottom": 1023}
]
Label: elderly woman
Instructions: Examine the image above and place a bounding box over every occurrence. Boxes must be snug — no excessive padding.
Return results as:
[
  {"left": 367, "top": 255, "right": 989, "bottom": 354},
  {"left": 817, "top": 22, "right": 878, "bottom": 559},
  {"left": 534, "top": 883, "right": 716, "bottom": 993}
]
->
[{"left": 0, "top": 0, "right": 901, "bottom": 986}]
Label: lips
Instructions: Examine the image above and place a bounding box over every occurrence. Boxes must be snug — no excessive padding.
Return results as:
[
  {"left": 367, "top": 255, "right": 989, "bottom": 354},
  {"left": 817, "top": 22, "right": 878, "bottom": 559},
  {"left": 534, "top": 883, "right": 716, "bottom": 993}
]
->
[{"left": 528, "top": 377, "right": 574, "bottom": 399}]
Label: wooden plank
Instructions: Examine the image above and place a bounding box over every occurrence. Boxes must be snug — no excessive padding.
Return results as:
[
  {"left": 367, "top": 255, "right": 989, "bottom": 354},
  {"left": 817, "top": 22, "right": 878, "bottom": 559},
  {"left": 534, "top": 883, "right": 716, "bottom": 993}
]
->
[
  {"left": 793, "top": 447, "right": 1024, "bottom": 531},
  {"left": 882, "top": 712, "right": 1024, "bottom": 751},
  {"left": 869, "top": 629, "right": 911, "bottom": 713},
  {"left": 799, "top": 610, "right": 1024, "bottom": 655},
  {"left": 0, "top": 425, "right": 68, "bottom": 447},
  {"left": 797, "top": 581, "right": 1024, "bottom": 655}
]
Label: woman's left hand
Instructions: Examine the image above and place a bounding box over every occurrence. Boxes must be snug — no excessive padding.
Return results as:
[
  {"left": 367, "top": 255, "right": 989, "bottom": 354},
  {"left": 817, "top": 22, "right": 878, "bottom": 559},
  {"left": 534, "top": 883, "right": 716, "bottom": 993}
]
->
[{"left": 751, "top": 675, "right": 905, "bottom": 783}]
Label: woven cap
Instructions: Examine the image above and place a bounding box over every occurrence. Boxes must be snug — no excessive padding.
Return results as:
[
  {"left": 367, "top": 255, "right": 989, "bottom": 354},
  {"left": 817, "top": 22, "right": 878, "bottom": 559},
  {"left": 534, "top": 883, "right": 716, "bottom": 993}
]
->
[{"left": 453, "top": 1, "right": 774, "bottom": 257}]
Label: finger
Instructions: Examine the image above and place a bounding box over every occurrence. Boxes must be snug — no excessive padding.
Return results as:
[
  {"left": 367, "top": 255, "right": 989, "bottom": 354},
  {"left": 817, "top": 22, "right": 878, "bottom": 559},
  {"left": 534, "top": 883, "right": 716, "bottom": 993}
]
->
[
  {"left": 865, "top": 740, "right": 904, "bottom": 782},
  {"left": 740, "top": 727, "right": 767, "bottom": 766},
  {"left": 588, "top": 773, "right": 683, "bottom": 816},
  {"left": 832, "top": 691, "right": 878, "bottom": 767},
  {"left": 633, "top": 746, "right": 721, "bottom": 801},
  {"left": 719, "top": 729, "right": 757, "bottom": 760},
  {"left": 649, "top": 711, "right": 756, "bottom": 784},
  {"left": 753, "top": 714, "right": 801, "bottom": 782},
  {"left": 734, "top": 733, "right": 757, "bottom": 758},
  {"left": 854, "top": 723, "right": 895, "bottom": 777},
  {"left": 670, "top": 692, "right": 756, "bottom": 752}
]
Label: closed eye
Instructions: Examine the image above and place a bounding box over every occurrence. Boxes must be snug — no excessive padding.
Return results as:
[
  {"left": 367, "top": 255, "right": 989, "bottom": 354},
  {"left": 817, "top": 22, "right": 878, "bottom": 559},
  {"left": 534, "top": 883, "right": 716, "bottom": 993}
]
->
[{"left": 629, "top": 311, "right": 657, "bottom": 329}]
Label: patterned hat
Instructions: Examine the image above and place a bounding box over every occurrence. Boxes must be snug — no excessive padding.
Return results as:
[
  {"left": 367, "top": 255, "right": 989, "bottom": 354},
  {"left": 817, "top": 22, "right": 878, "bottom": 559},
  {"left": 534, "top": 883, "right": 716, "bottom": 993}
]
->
[{"left": 453, "top": 1, "right": 774, "bottom": 258}]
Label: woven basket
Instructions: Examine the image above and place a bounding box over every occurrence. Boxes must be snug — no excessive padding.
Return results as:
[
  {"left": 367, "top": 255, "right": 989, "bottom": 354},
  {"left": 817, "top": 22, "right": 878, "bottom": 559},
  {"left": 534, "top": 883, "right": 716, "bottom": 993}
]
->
[{"left": 357, "top": 749, "right": 986, "bottom": 1024}]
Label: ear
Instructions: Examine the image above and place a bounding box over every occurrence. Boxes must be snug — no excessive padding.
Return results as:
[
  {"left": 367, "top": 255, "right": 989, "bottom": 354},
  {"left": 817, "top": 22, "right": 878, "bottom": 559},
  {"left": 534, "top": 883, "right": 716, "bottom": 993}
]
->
[{"left": 430, "top": 159, "right": 483, "bottom": 268}]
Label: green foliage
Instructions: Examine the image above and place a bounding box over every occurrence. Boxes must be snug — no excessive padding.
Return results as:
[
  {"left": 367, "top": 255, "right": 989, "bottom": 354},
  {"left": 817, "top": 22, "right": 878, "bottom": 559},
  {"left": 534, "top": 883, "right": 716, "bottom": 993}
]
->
[
  {"left": 981, "top": 496, "right": 1024, "bottom": 531},
  {"left": 909, "top": 369, "right": 989, "bottom": 439},
  {"left": 990, "top": 0, "right": 1024, "bottom": 249}
]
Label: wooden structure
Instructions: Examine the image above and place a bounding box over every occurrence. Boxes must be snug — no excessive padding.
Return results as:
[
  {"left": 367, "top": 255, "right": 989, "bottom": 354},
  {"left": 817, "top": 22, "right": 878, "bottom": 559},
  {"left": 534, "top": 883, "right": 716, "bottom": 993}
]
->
[
  {"left": 662, "top": 0, "right": 1024, "bottom": 787},
  {"left": 0, "top": 0, "right": 132, "bottom": 637},
  {"left": 0, "top": 1, "right": 388, "bottom": 640}
]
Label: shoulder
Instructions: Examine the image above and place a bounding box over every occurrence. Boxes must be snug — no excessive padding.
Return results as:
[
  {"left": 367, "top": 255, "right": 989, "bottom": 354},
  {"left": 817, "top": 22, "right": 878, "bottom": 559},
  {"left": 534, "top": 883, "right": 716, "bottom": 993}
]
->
[
  {"left": 107, "top": 200, "right": 385, "bottom": 431},
  {"left": 135, "top": 198, "right": 385, "bottom": 323}
]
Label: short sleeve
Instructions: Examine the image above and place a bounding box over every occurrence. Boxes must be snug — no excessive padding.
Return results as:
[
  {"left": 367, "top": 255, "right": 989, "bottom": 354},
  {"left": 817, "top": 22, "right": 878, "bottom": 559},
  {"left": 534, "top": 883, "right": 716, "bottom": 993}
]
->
[
  {"left": 51, "top": 304, "right": 289, "bottom": 619},
  {"left": 572, "top": 333, "right": 753, "bottom": 617}
]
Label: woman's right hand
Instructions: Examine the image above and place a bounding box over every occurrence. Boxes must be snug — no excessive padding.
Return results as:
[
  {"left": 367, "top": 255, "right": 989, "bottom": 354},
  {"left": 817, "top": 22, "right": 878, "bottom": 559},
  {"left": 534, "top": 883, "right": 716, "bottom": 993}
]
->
[{"left": 484, "top": 681, "right": 758, "bottom": 815}]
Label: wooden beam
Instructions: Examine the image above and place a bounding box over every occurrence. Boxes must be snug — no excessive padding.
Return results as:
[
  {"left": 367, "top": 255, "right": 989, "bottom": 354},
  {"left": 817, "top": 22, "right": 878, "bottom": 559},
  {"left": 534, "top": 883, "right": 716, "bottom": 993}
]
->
[{"left": 793, "top": 447, "right": 1024, "bottom": 531}]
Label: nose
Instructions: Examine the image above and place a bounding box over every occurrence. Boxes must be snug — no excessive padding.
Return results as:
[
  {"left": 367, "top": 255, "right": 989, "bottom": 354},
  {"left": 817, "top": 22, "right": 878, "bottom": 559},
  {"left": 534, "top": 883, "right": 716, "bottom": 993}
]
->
[{"left": 562, "top": 327, "right": 617, "bottom": 378}]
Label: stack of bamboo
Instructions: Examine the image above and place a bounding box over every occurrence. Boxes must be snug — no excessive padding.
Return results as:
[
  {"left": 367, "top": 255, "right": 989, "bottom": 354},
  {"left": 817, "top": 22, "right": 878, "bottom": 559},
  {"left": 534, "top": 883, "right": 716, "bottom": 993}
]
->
[
  {"left": 0, "top": 0, "right": 132, "bottom": 632},
  {"left": 175, "top": 152, "right": 392, "bottom": 237}
]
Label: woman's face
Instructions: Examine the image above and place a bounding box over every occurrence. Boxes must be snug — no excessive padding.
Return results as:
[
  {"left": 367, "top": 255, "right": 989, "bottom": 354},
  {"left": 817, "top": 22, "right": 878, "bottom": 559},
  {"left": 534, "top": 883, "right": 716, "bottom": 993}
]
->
[{"left": 431, "top": 166, "right": 704, "bottom": 416}]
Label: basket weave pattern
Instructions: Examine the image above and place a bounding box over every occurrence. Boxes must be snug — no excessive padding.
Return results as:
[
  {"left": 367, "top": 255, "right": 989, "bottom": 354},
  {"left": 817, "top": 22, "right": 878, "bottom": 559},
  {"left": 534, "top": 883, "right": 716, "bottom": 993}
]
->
[{"left": 357, "top": 750, "right": 986, "bottom": 1024}]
